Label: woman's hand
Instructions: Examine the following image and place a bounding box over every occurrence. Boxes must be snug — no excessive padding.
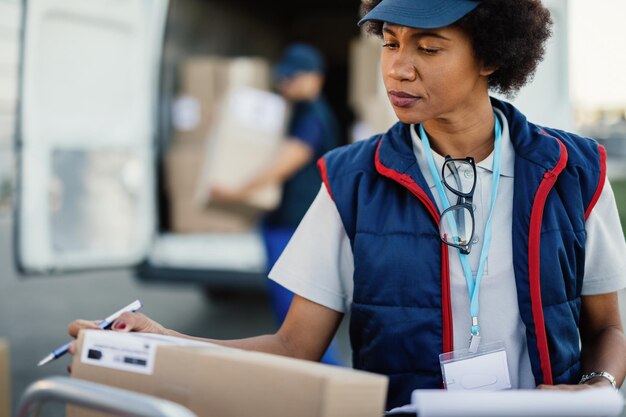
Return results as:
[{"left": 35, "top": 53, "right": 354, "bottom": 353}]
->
[
  {"left": 65, "top": 313, "right": 169, "bottom": 374},
  {"left": 210, "top": 184, "right": 249, "bottom": 204},
  {"left": 65, "top": 320, "right": 102, "bottom": 362},
  {"left": 67, "top": 312, "right": 168, "bottom": 339},
  {"left": 536, "top": 380, "right": 611, "bottom": 390},
  {"left": 66, "top": 319, "right": 101, "bottom": 338},
  {"left": 108, "top": 312, "right": 168, "bottom": 334}
]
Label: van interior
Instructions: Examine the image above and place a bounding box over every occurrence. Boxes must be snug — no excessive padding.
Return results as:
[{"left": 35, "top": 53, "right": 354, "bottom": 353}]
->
[{"left": 139, "top": 0, "right": 363, "bottom": 291}]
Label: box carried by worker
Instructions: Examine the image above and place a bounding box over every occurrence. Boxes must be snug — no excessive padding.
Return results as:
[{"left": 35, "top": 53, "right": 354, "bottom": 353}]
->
[
  {"left": 166, "top": 84, "right": 288, "bottom": 233},
  {"left": 195, "top": 86, "right": 289, "bottom": 211}
]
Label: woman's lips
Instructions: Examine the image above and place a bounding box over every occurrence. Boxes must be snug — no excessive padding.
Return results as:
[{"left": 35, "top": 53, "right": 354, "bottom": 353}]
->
[{"left": 388, "top": 91, "right": 421, "bottom": 108}]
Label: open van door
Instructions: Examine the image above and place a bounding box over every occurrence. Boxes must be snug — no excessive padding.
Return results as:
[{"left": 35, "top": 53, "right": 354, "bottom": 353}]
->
[
  {"left": 16, "top": 0, "right": 168, "bottom": 273},
  {"left": 15, "top": 0, "right": 267, "bottom": 289}
]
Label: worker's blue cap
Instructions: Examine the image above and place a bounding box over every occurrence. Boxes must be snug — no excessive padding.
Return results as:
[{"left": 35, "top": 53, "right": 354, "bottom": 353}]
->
[
  {"left": 273, "top": 43, "right": 325, "bottom": 79},
  {"left": 358, "top": 0, "right": 480, "bottom": 29}
]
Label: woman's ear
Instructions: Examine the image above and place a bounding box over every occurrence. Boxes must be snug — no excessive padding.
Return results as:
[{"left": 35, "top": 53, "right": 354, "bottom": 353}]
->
[{"left": 480, "top": 65, "right": 497, "bottom": 77}]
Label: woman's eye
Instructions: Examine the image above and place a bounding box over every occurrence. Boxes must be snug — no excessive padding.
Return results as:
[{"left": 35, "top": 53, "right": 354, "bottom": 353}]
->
[
  {"left": 382, "top": 42, "right": 398, "bottom": 49},
  {"left": 419, "top": 46, "right": 440, "bottom": 54}
]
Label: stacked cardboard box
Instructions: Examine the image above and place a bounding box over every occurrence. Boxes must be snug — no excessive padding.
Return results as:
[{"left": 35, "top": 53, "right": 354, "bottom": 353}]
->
[
  {"left": 69, "top": 331, "right": 388, "bottom": 417},
  {"left": 194, "top": 87, "right": 287, "bottom": 211},
  {"left": 166, "top": 57, "right": 286, "bottom": 233},
  {"left": 165, "top": 142, "right": 260, "bottom": 233},
  {"left": 0, "top": 339, "right": 10, "bottom": 417},
  {"left": 348, "top": 37, "right": 398, "bottom": 140},
  {"left": 172, "top": 57, "right": 271, "bottom": 145}
]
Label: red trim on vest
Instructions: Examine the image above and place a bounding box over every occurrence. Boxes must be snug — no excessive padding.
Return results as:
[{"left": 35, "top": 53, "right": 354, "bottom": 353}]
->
[
  {"left": 440, "top": 244, "right": 452, "bottom": 353},
  {"left": 373, "top": 140, "right": 454, "bottom": 353},
  {"left": 374, "top": 142, "right": 440, "bottom": 222},
  {"left": 584, "top": 145, "right": 607, "bottom": 220},
  {"left": 317, "top": 157, "right": 334, "bottom": 201},
  {"left": 528, "top": 138, "right": 568, "bottom": 386}
]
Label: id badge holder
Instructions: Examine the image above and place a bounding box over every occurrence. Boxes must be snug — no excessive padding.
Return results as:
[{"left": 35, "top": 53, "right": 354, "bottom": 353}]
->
[{"left": 439, "top": 340, "right": 512, "bottom": 391}]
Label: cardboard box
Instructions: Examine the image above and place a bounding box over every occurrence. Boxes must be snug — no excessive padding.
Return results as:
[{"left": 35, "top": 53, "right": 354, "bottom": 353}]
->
[
  {"left": 165, "top": 141, "right": 259, "bottom": 233},
  {"left": 69, "top": 331, "right": 388, "bottom": 417},
  {"left": 348, "top": 36, "right": 383, "bottom": 114},
  {"left": 348, "top": 37, "right": 398, "bottom": 138},
  {"left": 359, "top": 95, "right": 399, "bottom": 138},
  {"left": 0, "top": 339, "right": 10, "bottom": 417},
  {"left": 173, "top": 57, "right": 271, "bottom": 145},
  {"left": 167, "top": 59, "right": 284, "bottom": 232},
  {"left": 195, "top": 86, "right": 287, "bottom": 211}
]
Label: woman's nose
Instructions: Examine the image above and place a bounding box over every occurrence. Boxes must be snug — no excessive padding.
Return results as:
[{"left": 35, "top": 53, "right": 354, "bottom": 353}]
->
[{"left": 387, "top": 53, "right": 418, "bottom": 82}]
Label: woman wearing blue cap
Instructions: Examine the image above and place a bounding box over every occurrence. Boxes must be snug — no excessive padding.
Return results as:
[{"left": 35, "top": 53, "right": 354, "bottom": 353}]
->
[{"left": 69, "top": 0, "right": 626, "bottom": 409}]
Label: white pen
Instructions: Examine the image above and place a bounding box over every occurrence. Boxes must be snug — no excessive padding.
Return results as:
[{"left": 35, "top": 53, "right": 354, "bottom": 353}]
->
[{"left": 37, "top": 299, "right": 143, "bottom": 367}]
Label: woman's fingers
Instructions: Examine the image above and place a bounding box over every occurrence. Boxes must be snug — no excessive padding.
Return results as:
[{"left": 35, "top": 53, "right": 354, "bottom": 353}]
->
[
  {"left": 67, "top": 319, "right": 101, "bottom": 338},
  {"left": 66, "top": 312, "right": 167, "bottom": 359},
  {"left": 111, "top": 312, "right": 167, "bottom": 335},
  {"left": 537, "top": 384, "right": 593, "bottom": 391}
]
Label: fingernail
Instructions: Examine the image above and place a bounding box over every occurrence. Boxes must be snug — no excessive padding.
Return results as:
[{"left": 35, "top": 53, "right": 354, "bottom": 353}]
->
[{"left": 114, "top": 322, "right": 126, "bottom": 330}]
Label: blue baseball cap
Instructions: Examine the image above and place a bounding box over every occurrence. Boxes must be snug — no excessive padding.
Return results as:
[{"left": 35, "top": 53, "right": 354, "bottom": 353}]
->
[
  {"left": 273, "top": 43, "right": 325, "bottom": 80},
  {"left": 358, "top": 0, "right": 480, "bottom": 29}
]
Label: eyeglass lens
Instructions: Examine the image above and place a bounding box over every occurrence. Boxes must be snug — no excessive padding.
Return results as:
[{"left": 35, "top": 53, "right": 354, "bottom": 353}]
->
[
  {"left": 439, "top": 158, "right": 476, "bottom": 252},
  {"left": 443, "top": 159, "right": 475, "bottom": 196},
  {"left": 440, "top": 205, "right": 474, "bottom": 249}
]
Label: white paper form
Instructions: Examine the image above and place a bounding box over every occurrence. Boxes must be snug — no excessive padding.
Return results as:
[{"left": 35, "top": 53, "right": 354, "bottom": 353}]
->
[{"left": 411, "top": 388, "right": 624, "bottom": 417}]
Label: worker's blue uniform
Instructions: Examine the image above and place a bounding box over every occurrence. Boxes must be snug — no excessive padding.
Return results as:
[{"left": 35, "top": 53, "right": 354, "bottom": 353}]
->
[{"left": 317, "top": 98, "right": 606, "bottom": 408}]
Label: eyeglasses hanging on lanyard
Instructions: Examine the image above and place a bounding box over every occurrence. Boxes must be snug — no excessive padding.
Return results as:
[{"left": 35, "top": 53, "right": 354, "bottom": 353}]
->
[
  {"left": 439, "top": 156, "right": 477, "bottom": 255},
  {"left": 420, "top": 113, "right": 503, "bottom": 351}
]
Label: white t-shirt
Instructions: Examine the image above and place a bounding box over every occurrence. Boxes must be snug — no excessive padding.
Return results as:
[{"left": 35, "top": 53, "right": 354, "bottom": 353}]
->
[{"left": 269, "top": 110, "right": 626, "bottom": 388}]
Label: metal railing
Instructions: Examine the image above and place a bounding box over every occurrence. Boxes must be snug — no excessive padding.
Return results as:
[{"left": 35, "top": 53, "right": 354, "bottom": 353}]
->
[{"left": 16, "top": 376, "right": 198, "bottom": 417}]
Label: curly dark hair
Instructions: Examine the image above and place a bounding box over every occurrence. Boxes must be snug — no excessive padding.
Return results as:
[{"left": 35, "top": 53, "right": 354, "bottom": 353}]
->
[{"left": 359, "top": 0, "right": 553, "bottom": 97}]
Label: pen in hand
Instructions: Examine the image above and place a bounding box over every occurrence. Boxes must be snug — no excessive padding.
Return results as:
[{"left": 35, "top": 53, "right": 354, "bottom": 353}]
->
[{"left": 37, "top": 299, "right": 143, "bottom": 367}]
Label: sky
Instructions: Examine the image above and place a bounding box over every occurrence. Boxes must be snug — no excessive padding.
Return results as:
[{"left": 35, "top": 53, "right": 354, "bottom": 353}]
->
[{"left": 569, "top": 0, "right": 626, "bottom": 109}]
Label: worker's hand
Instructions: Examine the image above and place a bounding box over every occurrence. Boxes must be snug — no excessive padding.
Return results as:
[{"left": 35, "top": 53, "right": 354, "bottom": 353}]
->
[
  {"left": 65, "top": 314, "right": 167, "bottom": 373},
  {"left": 67, "top": 319, "right": 102, "bottom": 338},
  {"left": 66, "top": 319, "right": 102, "bottom": 362},
  {"left": 537, "top": 381, "right": 611, "bottom": 390},
  {"left": 210, "top": 184, "right": 250, "bottom": 204},
  {"left": 108, "top": 312, "right": 168, "bottom": 335},
  {"left": 67, "top": 312, "right": 167, "bottom": 340}
]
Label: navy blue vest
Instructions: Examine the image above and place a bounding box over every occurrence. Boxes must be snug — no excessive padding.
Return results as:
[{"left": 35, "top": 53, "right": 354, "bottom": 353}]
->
[{"left": 318, "top": 99, "right": 606, "bottom": 409}]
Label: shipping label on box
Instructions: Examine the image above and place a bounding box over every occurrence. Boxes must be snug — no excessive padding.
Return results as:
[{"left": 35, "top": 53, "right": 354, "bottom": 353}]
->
[{"left": 80, "top": 331, "right": 159, "bottom": 375}]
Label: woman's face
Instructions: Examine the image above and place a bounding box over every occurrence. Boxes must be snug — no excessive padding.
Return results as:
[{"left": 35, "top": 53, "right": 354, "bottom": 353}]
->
[{"left": 381, "top": 23, "right": 492, "bottom": 125}]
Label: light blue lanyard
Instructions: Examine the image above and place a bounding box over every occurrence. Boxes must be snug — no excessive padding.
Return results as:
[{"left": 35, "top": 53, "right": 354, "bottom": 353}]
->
[{"left": 419, "top": 114, "right": 502, "bottom": 349}]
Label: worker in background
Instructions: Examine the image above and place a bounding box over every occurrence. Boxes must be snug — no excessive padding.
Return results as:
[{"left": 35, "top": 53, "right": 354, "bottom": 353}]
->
[{"left": 211, "top": 43, "right": 342, "bottom": 365}]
